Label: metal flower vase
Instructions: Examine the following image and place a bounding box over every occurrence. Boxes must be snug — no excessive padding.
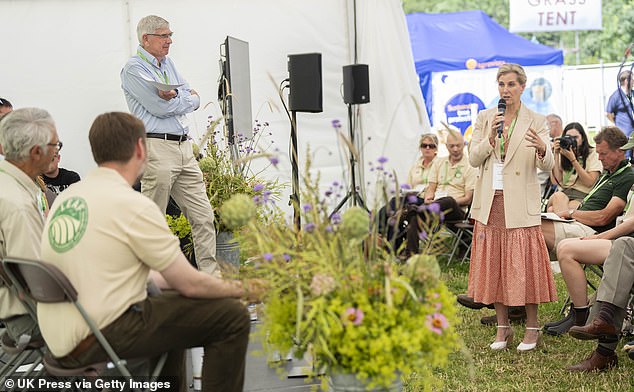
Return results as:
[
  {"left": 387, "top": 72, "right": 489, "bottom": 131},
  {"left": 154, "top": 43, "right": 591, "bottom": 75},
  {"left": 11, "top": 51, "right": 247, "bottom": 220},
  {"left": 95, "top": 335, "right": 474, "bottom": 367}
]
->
[{"left": 216, "top": 231, "right": 240, "bottom": 270}]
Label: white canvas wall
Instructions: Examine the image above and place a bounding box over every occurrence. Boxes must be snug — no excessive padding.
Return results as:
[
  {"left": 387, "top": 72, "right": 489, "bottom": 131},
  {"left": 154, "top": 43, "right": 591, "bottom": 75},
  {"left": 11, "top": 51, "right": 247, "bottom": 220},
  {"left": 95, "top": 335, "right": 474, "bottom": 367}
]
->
[{"left": 0, "top": 0, "right": 429, "bottom": 211}]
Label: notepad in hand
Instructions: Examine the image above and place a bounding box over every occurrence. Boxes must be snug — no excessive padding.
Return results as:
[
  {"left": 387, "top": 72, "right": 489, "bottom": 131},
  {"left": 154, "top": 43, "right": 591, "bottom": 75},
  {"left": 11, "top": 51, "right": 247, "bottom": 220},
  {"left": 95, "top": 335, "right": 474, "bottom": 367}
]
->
[{"left": 540, "top": 212, "right": 574, "bottom": 223}]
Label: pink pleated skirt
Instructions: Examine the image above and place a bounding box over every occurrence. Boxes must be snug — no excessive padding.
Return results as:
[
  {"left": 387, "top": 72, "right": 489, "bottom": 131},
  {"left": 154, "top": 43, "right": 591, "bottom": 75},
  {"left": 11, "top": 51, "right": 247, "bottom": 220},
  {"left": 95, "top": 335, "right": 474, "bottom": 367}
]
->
[{"left": 467, "top": 192, "right": 557, "bottom": 306}]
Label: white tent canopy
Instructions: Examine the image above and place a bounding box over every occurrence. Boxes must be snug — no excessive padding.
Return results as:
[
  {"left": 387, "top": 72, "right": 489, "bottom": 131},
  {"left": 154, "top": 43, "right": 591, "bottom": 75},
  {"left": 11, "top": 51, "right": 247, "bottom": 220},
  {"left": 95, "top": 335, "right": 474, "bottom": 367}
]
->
[{"left": 0, "top": 0, "right": 429, "bottom": 211}]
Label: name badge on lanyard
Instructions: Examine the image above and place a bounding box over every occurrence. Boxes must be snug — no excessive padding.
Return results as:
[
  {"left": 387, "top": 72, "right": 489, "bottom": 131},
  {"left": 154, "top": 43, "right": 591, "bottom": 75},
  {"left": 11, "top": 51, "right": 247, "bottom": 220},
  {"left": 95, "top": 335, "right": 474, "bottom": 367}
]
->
[{"left": 492, "top": 161, "right": 504, "bottom": 190}]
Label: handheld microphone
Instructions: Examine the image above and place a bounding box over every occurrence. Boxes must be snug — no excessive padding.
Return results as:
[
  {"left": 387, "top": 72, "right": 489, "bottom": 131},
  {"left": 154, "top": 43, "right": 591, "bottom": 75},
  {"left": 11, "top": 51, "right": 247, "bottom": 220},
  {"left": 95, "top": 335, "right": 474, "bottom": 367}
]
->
[{"left": 497, "top": 98, "right": 506, "bottom": 138}]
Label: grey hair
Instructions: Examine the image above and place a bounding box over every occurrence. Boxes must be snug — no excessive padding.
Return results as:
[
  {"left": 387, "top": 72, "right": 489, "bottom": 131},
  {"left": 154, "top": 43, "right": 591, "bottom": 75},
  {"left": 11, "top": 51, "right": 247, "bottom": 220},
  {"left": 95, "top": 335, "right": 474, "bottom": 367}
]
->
[
  {"left": 137, "top": 15, "right": 169, "bottom": 44},
  {"left": 0, "top": 108, "right": 55, "bottom": 161}
]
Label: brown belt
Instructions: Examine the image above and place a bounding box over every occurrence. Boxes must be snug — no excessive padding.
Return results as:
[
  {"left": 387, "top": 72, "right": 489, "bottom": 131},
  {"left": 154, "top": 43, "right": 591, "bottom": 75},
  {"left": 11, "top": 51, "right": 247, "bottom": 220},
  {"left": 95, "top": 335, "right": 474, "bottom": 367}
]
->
[{"left": 66, "top": 333, "right": 96, "bottom": 358}]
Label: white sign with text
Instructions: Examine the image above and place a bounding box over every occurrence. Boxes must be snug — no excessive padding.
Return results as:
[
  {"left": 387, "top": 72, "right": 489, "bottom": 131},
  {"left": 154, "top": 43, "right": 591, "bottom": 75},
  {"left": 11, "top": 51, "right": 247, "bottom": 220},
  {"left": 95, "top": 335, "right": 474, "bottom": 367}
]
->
[{"left": 509, "top": 0, "right": 602, "bottom": 33}]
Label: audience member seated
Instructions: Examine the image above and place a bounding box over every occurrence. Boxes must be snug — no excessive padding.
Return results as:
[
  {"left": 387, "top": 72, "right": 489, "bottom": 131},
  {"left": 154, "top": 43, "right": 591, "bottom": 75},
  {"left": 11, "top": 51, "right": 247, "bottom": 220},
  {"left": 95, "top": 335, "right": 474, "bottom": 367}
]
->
[
  {"left": 546, "top": 122, "right": 602, "bottom": 211},
  {"left": 565, "top": 236, "right": 634, "bottom": 372},
  {"left": 42, "top": 152, "right": 80, "bottom": 194},
  {"left": 541, "top": 126, "right": 634, "bottom": 254},
  {"left": 423, "top": 129, "right": 476, "bottom": 223},
  {"left": 378, "top": 133, "right": 438, "bottom": 255},
  {"left": 0, "top": 107, "right": 61, "bottom": 344},
  {"left": 407, "top": 133, "right": 439, "bottom": 193},
  {"left": 38, "top": 112, "right": 262, "bottom": 392}
]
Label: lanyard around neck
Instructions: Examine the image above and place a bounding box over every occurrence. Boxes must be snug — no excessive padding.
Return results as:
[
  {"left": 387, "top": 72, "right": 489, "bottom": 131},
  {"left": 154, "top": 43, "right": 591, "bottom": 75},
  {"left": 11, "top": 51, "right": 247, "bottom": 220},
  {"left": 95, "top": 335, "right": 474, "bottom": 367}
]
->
[
  {"left": 137, "top": 50, "right": 170, "bottom": 84},
  {"left": 499, "top": 113, "right": 519, "bottom": 160},
  {"left": 581, "top": 164, "right": 630, "bottom": 205}
]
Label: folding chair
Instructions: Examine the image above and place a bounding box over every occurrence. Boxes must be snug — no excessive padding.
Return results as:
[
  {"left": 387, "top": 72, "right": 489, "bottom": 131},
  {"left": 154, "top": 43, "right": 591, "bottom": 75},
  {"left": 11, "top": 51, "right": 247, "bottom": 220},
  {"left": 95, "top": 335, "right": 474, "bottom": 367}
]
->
[
  {"left": 0, "top": 262, "right": 45, "bottom": 381},
  {"left": 1, "top": 257, "right": 167, "bottom": 381},
  {"left": 443, "top": 204, "right": 474, "bottom": 265},
  {"left": 559, "top": 264, "right": 603, "bottom": 315}
]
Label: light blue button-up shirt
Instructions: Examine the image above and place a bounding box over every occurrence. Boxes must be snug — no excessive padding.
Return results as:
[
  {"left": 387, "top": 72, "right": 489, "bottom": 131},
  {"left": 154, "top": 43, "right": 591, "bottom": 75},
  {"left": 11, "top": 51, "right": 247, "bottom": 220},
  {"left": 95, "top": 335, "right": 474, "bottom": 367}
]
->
[{"left": 120, "top": 45, "right": 200, "bottom": 135}]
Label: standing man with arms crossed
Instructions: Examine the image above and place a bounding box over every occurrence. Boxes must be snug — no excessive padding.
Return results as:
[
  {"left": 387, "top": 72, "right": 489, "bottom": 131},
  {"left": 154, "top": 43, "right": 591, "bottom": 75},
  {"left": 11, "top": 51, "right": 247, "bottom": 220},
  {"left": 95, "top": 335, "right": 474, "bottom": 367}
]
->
[
  {"left": 121, "top": 15, "right": 218, "bottom": 274},
  {"left": 38, "top": 112, "right": 257, "bottom": 392}
]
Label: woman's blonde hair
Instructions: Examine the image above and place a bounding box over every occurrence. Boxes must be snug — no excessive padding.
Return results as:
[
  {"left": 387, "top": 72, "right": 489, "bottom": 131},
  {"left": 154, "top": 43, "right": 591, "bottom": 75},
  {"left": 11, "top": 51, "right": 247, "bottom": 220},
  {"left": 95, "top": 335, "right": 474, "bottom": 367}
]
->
[{"left": 496, "top": 63, "right": 527, "bottom": 86}]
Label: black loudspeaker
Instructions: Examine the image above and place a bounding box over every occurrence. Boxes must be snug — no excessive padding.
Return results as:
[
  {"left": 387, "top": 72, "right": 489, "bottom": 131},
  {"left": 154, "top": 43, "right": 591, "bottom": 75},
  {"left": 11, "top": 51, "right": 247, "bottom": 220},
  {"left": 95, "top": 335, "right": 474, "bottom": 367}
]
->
[
  {"left": 343, "top": 64, "right": 370, "bottom": 105},
  {"left": 288, "top": 53, "right": 323, "bottom": 113}
]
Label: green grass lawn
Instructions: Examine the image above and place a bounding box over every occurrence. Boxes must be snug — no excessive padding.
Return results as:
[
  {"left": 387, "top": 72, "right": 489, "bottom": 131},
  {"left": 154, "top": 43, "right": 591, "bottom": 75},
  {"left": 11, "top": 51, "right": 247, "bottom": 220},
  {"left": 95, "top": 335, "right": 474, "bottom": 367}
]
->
[{"left": 405, "top": 259, "right": 634, "bottom": 392}]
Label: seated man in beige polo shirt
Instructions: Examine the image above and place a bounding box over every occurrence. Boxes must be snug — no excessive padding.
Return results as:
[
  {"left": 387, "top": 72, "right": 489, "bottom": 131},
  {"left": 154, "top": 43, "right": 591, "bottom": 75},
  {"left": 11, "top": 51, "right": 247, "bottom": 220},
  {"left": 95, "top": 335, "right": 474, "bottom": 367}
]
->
[
  {"left": 38, "top": 112, "right": 261, "bottom": 392},
  {"left": 0, "top": 107, "right": 60, "bottom": 344},
  {"left": 423, "top": 130, "right": 477, "bottom": 221}
]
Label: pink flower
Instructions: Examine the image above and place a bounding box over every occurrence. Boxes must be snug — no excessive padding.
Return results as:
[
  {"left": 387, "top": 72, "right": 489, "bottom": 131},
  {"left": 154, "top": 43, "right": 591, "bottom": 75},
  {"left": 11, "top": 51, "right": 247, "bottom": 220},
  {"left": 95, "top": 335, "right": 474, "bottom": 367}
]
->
[
  {"left": 426, "top": 313, "right": 448, "bottom": 335},
  {"left": 342, "top": 307, "right": 364, "bottom": 326}
]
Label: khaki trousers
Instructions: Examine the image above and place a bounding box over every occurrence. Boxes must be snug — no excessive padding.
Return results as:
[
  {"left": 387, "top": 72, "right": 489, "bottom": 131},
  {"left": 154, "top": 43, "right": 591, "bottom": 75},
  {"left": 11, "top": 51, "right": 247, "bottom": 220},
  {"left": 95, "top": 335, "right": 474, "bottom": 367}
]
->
[
  {"left": 593, "top": 237, "right": 634, "bottom": 351},
  {"left": 142, "top": 138, "right": 217, "bottom": 273},
  {"left": 57, "top": 292, "right": 250, "bottom": 392}
]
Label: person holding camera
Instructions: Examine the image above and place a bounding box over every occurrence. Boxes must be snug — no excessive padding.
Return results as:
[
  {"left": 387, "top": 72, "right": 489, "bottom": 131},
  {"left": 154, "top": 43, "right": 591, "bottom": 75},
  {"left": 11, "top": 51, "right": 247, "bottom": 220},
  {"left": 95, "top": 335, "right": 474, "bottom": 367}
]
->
[{"left": 547, "top": 122, "right": 602, "bottom": 211}]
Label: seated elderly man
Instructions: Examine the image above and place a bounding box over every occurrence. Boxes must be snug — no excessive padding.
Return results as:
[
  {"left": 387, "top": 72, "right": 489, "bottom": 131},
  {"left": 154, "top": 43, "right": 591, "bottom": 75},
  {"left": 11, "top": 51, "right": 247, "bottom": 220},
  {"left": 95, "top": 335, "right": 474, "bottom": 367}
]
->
[
  {"left": 564, "top": 236, "right": 634, "bottom": 371},
  {"left": 423, "top": 129, "right": 476, "bottom": 221},
  {"left": 541, "top": 127, "right": 634, "bottom": 254},
  {"left": 38, "top": 112, "right": 261, "bottom": 392},
  {"left": 0, "top": 108, "right": 60, "bottom": 343},
  {"left": 544, "top": 133, "right": 634, "bottom": 336}
]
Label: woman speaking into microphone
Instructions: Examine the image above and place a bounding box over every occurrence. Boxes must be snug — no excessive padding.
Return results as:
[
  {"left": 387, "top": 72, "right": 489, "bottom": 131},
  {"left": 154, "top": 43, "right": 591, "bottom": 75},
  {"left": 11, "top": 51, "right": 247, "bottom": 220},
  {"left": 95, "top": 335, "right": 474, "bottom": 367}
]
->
[{"left": 467, "top": 63, "right": 558, "bottom": 352}]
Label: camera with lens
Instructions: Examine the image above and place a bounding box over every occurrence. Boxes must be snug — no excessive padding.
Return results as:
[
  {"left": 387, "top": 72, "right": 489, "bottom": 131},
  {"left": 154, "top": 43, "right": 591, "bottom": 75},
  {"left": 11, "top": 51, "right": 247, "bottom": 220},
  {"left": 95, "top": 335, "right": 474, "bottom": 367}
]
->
[{"left": 558, "top": 135, "right": 577, "bottom": 151}]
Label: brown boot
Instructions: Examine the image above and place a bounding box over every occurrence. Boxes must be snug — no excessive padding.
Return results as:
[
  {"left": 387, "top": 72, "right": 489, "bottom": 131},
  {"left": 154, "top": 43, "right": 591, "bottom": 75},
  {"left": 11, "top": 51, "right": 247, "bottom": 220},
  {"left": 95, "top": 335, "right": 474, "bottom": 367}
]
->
[
  {"left": 566, "top": 350, "right": 617, "bottom": 372},
  {"left": 568, "top": 318, "right": 618, "bottom": 342}
]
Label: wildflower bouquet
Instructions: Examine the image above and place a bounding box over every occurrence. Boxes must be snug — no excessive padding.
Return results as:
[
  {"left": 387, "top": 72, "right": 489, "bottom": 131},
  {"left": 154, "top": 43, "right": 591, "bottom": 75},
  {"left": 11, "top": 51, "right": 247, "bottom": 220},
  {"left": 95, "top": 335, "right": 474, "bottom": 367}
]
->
[
  {"left": 167, "top": 118, "right": 280, "bottom": 242},
  {"left": 224, "top": 155, "right": 461, "bottom": 389}
]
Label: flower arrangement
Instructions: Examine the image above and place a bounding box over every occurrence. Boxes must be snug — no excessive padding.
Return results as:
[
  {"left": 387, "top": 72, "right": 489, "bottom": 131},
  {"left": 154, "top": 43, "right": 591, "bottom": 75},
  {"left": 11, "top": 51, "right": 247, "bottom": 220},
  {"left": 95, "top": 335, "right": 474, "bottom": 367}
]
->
[
  {"left": 167, "top": 118, "right": 281, "bottom": 243},
  {"left": 225, "top": 153, "right": 461, "bottom": 389}
]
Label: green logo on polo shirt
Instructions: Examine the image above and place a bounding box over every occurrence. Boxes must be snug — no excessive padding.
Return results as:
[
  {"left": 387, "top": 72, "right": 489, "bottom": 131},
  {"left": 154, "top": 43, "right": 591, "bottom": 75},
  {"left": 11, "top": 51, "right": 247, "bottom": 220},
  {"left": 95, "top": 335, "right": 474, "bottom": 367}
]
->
[{"left": 48, "top": 197, "right": 88, "bottom": 253}]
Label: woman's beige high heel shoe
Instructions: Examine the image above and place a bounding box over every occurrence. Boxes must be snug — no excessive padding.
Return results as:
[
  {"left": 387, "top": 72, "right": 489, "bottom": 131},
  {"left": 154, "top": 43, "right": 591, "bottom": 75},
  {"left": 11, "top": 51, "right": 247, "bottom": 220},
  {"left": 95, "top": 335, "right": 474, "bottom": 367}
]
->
[
  {"left": 490, "top": 325, "right": 514, "bottom": 350},
  {"left": 517, "top": 327, "right": 541, "bottom": 352}
]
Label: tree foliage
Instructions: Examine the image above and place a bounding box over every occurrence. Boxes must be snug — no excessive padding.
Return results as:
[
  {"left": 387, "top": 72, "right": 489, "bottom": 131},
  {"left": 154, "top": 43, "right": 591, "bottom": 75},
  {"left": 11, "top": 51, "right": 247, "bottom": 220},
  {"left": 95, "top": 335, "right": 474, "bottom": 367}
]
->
[{"left": 402, "top": 0, "right": 634, "bottom": 65}]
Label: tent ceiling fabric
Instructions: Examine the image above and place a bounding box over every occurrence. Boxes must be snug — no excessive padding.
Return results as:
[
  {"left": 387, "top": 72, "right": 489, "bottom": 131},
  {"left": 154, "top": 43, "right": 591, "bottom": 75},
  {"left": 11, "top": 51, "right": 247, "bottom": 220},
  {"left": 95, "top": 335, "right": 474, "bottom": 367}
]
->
[{"left": 0, "top": 0, "right": 428, "bottom": 211}]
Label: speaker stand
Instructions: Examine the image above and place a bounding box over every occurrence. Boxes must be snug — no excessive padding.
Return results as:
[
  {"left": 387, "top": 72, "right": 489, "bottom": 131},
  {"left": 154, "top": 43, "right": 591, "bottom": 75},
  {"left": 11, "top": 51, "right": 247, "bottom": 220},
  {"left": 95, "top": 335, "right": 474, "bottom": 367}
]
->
[
  {"left": 289, "top": 111, "right": 301, "bottom": 231},
  {"left": 331, "top": 104, "right": 367, "bottom": 217}
]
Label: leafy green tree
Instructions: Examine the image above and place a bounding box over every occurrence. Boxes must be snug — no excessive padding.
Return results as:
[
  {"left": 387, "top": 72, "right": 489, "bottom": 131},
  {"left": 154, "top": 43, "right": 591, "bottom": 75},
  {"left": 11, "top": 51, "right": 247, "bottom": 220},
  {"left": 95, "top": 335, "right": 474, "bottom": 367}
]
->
[{"left": 402, "top": 0, "right": 634, "bottom": 65}]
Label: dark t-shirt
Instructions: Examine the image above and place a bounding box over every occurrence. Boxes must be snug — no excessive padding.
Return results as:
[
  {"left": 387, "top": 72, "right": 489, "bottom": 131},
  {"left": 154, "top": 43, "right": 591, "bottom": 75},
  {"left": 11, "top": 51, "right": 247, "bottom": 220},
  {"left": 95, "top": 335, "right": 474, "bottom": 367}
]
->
[
  {"left": 42, "top": 168, "right": 80, "bottom": 194},
  {"left": 579, "top": 159, "right": 634, "bottom": 232},
  {"left": 606, "top": 89, "right": 634, "bottom": 137}
]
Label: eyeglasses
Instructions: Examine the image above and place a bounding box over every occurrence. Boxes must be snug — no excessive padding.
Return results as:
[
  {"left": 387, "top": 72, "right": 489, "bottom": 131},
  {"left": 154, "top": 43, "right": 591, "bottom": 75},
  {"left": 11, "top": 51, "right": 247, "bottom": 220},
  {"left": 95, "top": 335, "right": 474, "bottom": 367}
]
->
[
  {"left": 147, "top": 33, "right": 173, "bottom": 39},
  {"left": 420, "top": 143, "right": 437, "bottom": 149},
  {"left": 47, "top": 141, "right": 63, "bottom": 151}
]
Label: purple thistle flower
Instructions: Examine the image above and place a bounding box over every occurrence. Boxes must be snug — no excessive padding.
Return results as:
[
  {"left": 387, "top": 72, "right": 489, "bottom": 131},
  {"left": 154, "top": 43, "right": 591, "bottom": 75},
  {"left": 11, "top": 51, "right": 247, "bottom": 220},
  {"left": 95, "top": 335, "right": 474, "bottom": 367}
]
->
[
  {"left": 418, "top": 230, "right": 428, "bottom": 240},
  {"left": 263, "top": 253, "right": 273, "bottom": 261},
  {"left": 331, "top": 119, "right": 342, "bottom": 129},
  {"left": 253, "top": 183, "right": 265, "bottom": 192},
  {"left": 377, "top": 156, "right": 388, "bottom": 164},
  {"left": 304, "top": 222, "right": 316, "bottom": 233},
  {"left": 325, "top": 190, "right": 333, "bottom": 197},
  {"left": 269, "top": 156, "right": 280, "bottom": 166},
  {"left": 407, "top": 194, "right": 419, "bottom": 204},
  {"left": 283, "top": 253, "right": 291, "bottom": 261},
  {"left": 400, "top": 183, "right": 412, "bottom": 190},
  {"left": 330, "top": 212, "right": 342, "bottom": 225},
  {"left": 303, "top": 204, "right": 313, "bottom": 212},
  {"left": 325, "top": 225, "right": 333, "bottom": 233}
]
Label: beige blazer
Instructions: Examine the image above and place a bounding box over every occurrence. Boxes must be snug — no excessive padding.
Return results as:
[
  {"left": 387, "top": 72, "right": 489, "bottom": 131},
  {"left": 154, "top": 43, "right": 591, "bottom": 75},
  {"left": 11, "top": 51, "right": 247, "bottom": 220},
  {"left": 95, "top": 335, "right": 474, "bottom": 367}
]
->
[{"left": 468, "top": 104, "right": 554, "bottom": 228}]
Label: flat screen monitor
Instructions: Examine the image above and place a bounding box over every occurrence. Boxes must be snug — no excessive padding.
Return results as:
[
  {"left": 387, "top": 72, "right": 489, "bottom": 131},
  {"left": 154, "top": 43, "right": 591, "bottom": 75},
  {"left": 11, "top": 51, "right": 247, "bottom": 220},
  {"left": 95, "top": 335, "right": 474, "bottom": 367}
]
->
[{"left": 222, "top": 36, "right": 253, "bottom": 139}]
